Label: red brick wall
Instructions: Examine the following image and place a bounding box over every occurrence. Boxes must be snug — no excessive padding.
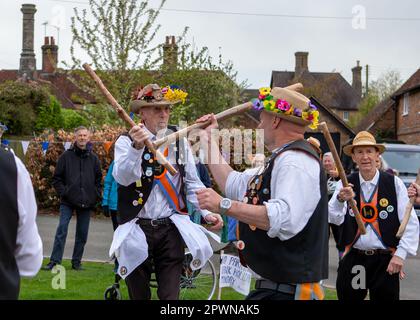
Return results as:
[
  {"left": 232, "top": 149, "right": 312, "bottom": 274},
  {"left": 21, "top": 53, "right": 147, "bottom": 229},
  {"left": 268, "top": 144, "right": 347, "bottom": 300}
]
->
[{"left": 396, "top": 89, "right": 420, "bottom": 144}]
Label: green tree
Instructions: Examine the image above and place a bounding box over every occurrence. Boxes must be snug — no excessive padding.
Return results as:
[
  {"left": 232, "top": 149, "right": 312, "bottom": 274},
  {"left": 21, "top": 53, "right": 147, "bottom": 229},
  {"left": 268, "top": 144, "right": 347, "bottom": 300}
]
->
[
  {"left": 349, "top": 70, "right": 402, "bottom": 128},
  {"left": 67, "top": 0, "right": 245, "bottom": 122},
  {"left": 0, "top": 81, "right": 50, "bottom": 135},
  {"left": 35, "top": 95, "right": 65, "bottom": 132}
]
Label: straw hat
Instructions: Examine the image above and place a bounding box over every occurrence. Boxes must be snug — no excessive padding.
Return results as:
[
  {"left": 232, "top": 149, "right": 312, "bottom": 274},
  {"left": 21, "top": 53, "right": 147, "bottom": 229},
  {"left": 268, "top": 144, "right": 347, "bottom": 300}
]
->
[
  {"left": 130, "top": 84, "right": 187, "bottom": 114},
  {"left": 307, "top": 136, "right": 322, "bottom": 154},
  {"left": 251, "top": 84, "right": 319, "bottom": 128},
  {"left": 343, "top": 131, "right": 385, "bottom": 156}
]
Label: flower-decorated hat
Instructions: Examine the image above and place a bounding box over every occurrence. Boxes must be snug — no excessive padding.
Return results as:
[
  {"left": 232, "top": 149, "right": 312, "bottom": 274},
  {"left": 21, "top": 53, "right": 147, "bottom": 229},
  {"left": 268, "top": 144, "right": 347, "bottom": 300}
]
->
[
  {"left": 130, "top": 84, "right": 188, "bottom": 114},
  {"left": 252, "top": 85, "right": 319, "bottom": 129},
  {"left": 343, "top": 131, "right": 385, "bottom": 156}
]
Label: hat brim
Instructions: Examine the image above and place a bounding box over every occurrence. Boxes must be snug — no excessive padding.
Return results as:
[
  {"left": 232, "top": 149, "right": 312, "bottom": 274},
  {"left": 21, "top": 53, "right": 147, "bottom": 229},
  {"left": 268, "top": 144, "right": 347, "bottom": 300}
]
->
[
  {"left": 130, "top": 99, "right": 180, "bottom": 114},
  {"left": 263, "top": 110, "right": 311, "bottom": 126},
  {"left": 343, "top": 143, "right": 386, "bottom": 156}
]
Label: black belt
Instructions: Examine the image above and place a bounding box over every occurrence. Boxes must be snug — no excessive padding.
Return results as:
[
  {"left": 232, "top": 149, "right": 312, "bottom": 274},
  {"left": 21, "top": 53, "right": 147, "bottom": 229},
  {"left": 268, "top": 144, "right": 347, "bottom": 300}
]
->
[
  {"left": 255, "top": 279, "right": 296, "bottom": 295},
  {"left": 353, "top": 248, "right": 392, "bottom": 256},
  {"left": 136, "top": 217, "right": 172, "bottom": 227}
]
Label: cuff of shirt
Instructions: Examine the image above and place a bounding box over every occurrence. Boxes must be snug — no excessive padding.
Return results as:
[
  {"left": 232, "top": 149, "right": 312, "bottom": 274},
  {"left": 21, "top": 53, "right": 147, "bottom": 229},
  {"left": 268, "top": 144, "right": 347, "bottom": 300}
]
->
[
  {"left": 127, "top": 145, "right": 144, "bottom": 161},
  {"left": 394, "top": 247, "right": 407, "bottom": 260},
  {"left": 263, "top": 201, "right": 284, "bottom": 240}
]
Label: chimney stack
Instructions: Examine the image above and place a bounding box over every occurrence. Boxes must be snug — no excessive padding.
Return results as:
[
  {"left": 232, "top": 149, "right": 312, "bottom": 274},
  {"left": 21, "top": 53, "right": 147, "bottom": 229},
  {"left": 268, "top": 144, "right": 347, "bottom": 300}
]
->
[
  {"left": 295, "top": 52, "right": 309, "bottom": 77},
  {"left": 163, "top": 36, "right": 178, "bottom": 70},
  {"left": 19, "top": 4, "right": 37, "bottom": 78},
  {"left": 352, "top": 60, "right": 362, "bottom": 98},
  {"left": 41, "top": 36, "right": 58, "bottom": 74}
]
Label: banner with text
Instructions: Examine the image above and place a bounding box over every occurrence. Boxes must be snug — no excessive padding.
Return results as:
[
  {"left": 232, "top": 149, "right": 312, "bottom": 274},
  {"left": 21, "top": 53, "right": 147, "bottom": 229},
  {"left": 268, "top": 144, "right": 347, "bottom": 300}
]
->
[{"left": 219, "top": 254, "right": 252, "bottom": 296}]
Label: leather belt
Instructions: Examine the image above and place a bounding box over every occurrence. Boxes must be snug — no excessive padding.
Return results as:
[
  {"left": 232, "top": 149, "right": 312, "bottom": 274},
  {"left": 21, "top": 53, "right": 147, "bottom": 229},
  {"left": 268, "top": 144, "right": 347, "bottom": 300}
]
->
[
  {"left": 255, "top": 279, "right": 296, "bottom": 295},
  {"left": 353, "top": 248, "right": 392, "bottom": 256},
  {"left": 136, "top": 217, "right": 172, "bottom": 227}
]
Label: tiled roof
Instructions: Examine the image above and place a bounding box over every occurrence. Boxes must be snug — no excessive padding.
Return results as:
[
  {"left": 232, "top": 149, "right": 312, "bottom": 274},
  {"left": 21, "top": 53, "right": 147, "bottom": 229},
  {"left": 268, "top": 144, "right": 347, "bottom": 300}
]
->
[{"left": 270, "top": 70, "right": 361, "bottom": 111}]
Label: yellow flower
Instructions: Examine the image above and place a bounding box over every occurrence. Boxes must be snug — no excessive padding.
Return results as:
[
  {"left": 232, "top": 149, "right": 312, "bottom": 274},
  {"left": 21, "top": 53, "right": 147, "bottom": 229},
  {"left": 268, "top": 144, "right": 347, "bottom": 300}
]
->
[
  {"left": 164, "top": 88, "right": 188, "bottom": 104},
  {"left": 259, "top": 87, "right": 271, "bottom": 96},
  {"left": 263, "top": 100, "right": 276, "bottom": 110},
  {"left": 285, "top": 106, "right": 294, "bottom": 115}
]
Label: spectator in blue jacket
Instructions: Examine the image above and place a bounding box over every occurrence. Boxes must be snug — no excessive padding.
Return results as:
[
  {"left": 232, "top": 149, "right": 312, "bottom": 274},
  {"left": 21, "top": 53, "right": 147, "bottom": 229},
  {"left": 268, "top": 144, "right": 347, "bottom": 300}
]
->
[{"left": 102, "top": 160, "right": 119, "bottom": 231}]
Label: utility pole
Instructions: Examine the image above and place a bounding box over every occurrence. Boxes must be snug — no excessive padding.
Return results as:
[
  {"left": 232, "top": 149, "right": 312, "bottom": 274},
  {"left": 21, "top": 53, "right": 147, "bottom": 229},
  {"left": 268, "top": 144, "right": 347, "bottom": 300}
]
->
[
  {"left": 365, "top": 64, "right": 369, "bottom": 96},
  {"left": 42, "top": 21, "right": 48, "bottom": 37}
]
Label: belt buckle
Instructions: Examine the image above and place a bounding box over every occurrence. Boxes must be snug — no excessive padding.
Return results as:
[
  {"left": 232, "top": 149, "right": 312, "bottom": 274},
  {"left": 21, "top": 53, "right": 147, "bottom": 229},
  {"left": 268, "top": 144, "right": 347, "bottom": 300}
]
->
[
  {"left": 365, "top": 249, "right": 375, "bottom": 256},
  {"left": 150, "top": 219, "right": 159, "bottom": 227}
]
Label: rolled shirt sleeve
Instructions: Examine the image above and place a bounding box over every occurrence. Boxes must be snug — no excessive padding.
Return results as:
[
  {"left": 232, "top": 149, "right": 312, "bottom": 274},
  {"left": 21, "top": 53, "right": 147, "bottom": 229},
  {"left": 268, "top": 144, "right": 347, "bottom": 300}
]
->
[
  {"left": 225, "top": 151, "right": 321, "bottom": 241},
  {"left": 394, "top": 176, "right": 419, "bottom": 260},
  {"left": 328, "top": 179, "right": 347, "bottom": 226},
  {"left": 15, "top": 156, "right": 43, "bottom": 277}
]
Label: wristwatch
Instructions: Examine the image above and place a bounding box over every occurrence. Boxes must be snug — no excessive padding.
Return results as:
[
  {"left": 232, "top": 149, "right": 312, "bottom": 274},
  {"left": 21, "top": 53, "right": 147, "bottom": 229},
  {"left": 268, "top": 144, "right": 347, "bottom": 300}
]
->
[{"left": 219, "top": 198, "right": 232, "bottom": 215}]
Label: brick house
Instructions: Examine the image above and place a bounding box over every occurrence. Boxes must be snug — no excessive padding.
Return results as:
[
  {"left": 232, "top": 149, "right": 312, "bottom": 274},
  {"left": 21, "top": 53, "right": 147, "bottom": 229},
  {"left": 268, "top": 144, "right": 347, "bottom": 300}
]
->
[{"left": 355, "top": 68, "right": 420, "bottom": 145}]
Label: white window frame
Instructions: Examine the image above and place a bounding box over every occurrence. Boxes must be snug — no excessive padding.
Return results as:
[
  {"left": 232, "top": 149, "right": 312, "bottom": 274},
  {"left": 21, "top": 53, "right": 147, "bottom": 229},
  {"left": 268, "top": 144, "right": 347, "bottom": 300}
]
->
[
  {"left": 402, "top": 93, "right": 409, "bottom": 116},
  {"left": 343, "top": 111, "right": 349, "bottom": 122}
]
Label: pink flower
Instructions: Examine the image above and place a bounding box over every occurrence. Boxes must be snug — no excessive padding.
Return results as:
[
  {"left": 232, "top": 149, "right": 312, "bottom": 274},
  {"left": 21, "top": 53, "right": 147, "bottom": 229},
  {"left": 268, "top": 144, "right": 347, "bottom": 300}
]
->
[{"left": 276, "top": 99, "right": 290, "bottom": 111}]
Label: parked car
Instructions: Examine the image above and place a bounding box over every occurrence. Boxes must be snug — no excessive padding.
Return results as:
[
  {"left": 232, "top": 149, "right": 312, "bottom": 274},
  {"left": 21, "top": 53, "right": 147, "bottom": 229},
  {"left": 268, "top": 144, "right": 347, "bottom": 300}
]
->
[{"left": 381, "top": 143, "right": 420, "bottom": 220}]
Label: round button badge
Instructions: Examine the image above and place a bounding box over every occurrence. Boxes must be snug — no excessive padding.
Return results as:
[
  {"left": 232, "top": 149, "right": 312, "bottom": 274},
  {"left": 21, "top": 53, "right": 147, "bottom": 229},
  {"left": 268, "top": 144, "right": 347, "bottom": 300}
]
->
[
  {"left": 379, "top": 210, "right": 388, "bottom": 220},
  {"left": 387, "top": 205, "right": 394, "bottom": 213}
]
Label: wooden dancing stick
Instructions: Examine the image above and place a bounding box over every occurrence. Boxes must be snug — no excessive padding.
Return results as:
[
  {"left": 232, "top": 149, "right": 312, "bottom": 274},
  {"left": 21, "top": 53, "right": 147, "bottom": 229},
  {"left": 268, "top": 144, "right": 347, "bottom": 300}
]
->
[
  {"left": 396, "top": 169, "right": 420, "bottom": 238},
  {"left": 153, "top": 83, "right": 304, "bottom": 149},
  {"left": 82, "top": 63, "right": 177, "bottom": 175},
  {"left": 319, "top": 122, "right": 366, "bottom": 235},
  {"left": 153, "top": 101, "right": 253, "bottom": 148}
]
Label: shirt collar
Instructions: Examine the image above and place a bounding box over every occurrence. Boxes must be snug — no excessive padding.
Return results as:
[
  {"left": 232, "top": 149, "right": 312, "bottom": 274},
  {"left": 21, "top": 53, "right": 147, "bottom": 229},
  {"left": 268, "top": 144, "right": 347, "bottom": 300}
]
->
[{"left": 359, "top": 169, "right": 379, "bottom": 186}]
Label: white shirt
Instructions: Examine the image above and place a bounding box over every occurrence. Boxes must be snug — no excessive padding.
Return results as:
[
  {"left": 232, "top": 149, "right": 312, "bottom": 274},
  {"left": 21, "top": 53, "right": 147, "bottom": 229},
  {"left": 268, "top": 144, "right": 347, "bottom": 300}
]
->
[
  {"left": 112, "top": 129, "right": 211, "bottom": 219},
  {"left": 14, "top": 155, "right": 43, "bottom": 277},
  {"left": 328, "top": 169, "right": 419, "bottom": 260},
  {"left": 225, "top": 149, "right": 321, "bottom": 240}
]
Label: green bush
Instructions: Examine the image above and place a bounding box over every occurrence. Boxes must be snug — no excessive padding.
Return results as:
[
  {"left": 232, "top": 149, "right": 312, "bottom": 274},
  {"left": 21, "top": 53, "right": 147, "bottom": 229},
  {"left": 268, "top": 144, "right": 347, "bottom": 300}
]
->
[
  {"left": 35, "top": 95, "right": 65, "bottom": 132},
  {"left": 62, "top": 108, "right": 89, "bottom": 130},
  {"left": 0, "top": 81, "right": 50, "bottom": 135}
]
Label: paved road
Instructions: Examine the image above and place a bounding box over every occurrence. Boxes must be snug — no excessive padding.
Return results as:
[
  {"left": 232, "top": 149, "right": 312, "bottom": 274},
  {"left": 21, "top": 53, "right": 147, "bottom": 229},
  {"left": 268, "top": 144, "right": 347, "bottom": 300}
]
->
[{"left": 38, "top": 214, "right": 420, "bottom": 299}]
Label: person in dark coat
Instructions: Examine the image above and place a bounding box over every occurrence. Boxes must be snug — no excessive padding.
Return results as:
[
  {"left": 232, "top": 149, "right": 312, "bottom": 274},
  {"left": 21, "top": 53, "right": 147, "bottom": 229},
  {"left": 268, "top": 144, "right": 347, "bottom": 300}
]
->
[{"left": 43, "top": 126, "right": 102, "bottom": 271}]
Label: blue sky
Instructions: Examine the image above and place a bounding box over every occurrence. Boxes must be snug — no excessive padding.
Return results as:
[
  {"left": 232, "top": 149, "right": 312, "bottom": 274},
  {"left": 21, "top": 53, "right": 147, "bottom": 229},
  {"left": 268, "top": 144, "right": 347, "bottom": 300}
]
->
[{"left": 1, "top": 0, "right": 419, "bottom": 88}]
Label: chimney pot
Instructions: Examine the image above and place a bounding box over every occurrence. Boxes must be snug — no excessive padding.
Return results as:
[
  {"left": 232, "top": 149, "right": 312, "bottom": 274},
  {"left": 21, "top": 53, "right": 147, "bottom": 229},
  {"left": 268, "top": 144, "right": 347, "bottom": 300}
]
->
[
  {"left": 352, "top": 61, "right": 362, "bottom": 98},
  {"left": 295, "top": 51, "right": 309, "bottom": 77}
]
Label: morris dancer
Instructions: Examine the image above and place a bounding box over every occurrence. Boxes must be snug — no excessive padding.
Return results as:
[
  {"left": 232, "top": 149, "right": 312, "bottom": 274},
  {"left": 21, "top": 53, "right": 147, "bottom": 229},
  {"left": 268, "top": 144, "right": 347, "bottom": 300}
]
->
[
  {"left": 329, "top": 131, "right": 419, "bottom": 300},
  {"left": 109, "top": 84, "right": 223, "bottom": 300},
  {"left": 196, "top": 85, "right": 329, "bottom": 300}
]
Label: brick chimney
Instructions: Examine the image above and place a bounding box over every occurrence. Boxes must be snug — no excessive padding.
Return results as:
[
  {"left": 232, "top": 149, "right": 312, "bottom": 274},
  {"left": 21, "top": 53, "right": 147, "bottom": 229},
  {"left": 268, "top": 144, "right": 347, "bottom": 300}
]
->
[
  {"left": 295, "top": 52, "right": 309, "bottom": 76},
  {"left": 41, "top": 36, "right": 58, "bottom": 74},
  {"left": 19, "top": 4, "right": 37, "bottom": 78},
  {"left": 352, "top": 60, "right": 362, "bottom": 98},
  {"left": 163, "top": 36, "right": 178, "bottom": 70}
]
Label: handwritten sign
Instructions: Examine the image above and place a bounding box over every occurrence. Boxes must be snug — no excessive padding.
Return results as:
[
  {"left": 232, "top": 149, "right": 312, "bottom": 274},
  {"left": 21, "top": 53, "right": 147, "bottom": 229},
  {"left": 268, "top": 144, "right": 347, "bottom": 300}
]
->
[{"left": 219, "top": 254, "right": 252, "bottom": 296}]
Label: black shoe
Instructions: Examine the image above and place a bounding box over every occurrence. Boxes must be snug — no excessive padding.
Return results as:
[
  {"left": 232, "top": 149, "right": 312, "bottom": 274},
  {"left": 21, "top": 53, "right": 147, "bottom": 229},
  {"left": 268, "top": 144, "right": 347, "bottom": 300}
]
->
[
  {"left": 42, "top": 261, "right": 57, "bottom": 271},
  {"left": 72, "top": 264, "right": 84, "bottom": 271}
]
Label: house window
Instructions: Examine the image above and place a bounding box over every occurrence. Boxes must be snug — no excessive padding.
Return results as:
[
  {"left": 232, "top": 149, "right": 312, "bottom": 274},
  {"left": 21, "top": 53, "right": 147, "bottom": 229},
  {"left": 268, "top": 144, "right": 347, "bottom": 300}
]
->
[
  {"left": 343, "top": 111, "right": 349, "bottom": 122},
  {"left": 403, "top": 93, "right": 409, "bottom": 116}
]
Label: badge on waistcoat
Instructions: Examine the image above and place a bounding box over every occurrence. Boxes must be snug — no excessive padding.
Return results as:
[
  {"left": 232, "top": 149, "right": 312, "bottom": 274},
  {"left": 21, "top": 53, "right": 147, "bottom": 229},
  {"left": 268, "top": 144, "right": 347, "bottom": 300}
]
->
[
  {"left": 379, "top": 210, "right": 388, "bottom": 220},
  {"left": 120, "top": 266, "right": 127, "bottom": 276},
  {"left": 379, "top": 198, "right": 389, "bottom": 207},
  {"left": 387, "top": 205, "right": 394, "bottom": 213},
  {"left": 360, "top": 204, "right": 378, "bottom": 223}
]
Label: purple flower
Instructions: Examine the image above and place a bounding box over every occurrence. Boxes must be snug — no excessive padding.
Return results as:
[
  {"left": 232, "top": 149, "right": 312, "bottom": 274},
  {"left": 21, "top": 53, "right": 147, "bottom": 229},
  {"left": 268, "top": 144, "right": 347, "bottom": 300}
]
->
[
  {"left": 308, "top": 101, "right": 317, "bottom": 110},
  {"left": 252, "top": 99, "right": 264, "bottom": 110},
  {"left": 293, "top": 108, "right": 302, "bottom": 117}
]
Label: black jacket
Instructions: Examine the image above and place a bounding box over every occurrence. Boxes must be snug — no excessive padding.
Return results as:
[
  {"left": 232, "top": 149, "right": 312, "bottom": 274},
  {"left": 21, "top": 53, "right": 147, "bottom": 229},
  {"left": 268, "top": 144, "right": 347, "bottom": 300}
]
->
[{"left": 52, "top": 143, "right": 102, "bottom": 209}]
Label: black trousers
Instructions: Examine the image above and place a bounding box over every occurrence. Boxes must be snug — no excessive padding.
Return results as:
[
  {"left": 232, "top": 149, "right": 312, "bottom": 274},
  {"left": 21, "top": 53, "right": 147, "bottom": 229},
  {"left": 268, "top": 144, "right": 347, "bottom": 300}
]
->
[
  {"left": 246, "top": 289, "right": 294, "bottom": 300},
  {"left": 125, "top": 223, "right": 185, "bottom": 300},
  {"left": 336, "top": 249, "right": 399, "bottom": 300}
]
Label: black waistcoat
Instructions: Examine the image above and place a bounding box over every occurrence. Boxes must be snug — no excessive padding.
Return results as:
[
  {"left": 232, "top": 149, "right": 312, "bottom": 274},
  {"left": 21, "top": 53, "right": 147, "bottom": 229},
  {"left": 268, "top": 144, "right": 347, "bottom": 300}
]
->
[
  {"left": 0, "top": 149, "right": 20, "bottom": 299},
  {"left": 117, "top": 126, "right": 187, "bottom": 224},
  {"left": 338, "top": 171, "right": 400, "bottom": 249},
  {"left": 238, "top": 140, "right": 329, "bottom": 283}
]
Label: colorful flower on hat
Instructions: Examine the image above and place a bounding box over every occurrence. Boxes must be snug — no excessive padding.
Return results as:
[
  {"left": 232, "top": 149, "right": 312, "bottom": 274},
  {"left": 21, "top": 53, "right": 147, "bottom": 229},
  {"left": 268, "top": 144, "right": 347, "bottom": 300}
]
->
[
  {"left": 263, "top": 99, "right": 276, "bottom": 111},
  {"left": 252, "top": 99, "right": 264, "bottom": 110},
  {"left": 162, "top": 86, "right": 188, "bottom": 104},
  {"left": 251, "top": 86, "right": 320, "bottom": 129},
  {"left": 259, "top": 87, "right": 271, "bottom": 96}
]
